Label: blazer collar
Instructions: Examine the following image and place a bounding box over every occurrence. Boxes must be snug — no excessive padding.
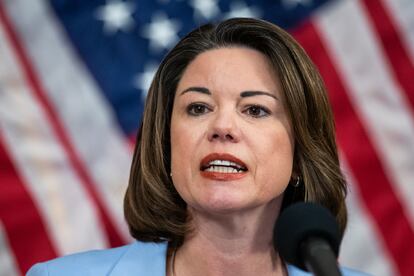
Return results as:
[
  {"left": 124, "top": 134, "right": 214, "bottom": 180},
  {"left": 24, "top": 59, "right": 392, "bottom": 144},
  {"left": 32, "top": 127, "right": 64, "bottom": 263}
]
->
[
  {"left": 109, "top": 241, "right": 304, "bottom": 276},
  {"left": 110, "top": 241, "right": 169, "bottom": 276}
]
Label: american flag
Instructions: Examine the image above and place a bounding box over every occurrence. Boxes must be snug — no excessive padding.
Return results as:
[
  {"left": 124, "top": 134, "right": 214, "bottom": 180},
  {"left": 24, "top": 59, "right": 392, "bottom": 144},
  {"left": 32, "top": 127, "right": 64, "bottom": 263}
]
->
[{"left": 0, "top": 0, "right": 413, "bottom": 275}]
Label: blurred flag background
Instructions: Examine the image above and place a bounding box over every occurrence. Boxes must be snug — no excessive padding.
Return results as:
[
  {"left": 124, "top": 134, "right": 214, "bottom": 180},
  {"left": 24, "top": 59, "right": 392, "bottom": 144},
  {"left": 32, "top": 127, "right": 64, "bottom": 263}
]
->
[{"left": 0, "top": 0, "right": 413, "bottom": 275}]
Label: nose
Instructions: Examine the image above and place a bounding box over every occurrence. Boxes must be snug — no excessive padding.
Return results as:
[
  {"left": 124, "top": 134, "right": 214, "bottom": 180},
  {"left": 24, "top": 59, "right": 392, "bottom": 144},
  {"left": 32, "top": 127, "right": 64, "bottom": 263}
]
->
[{"left": 207, "top": 111, "right": 241, "bottom": 143}]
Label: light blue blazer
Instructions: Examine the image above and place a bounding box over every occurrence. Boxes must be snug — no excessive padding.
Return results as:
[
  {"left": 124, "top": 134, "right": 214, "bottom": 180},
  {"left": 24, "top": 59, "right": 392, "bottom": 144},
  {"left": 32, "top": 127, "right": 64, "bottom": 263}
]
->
[{"left": 27, "top": 241, "right": 369, "bottom": 276}]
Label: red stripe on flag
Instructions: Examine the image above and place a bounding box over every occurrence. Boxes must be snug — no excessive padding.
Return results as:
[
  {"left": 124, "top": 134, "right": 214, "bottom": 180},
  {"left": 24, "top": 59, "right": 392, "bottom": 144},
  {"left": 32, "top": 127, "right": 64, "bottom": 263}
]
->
[
  {"left": 0, "top": 5, "right": 125, "bottom": 248},
  {"left": 293, "top": 21, "right": 414, "bottom": 276},
  {"left": 0, "top": 136, "right": 57, "bottom": 274},
  {"left": 361, "top": 0, "right": 414, "bottom": 111}
]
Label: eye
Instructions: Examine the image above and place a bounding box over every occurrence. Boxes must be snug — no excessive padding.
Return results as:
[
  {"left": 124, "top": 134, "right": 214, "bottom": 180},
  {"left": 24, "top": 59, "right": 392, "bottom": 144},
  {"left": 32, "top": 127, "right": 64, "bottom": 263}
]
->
[
  {"left": 186, "top": 103, "right": 211, "bottom": 116},
  {"left": 244, "top": 105, "right": 271, "bottom": 118}
]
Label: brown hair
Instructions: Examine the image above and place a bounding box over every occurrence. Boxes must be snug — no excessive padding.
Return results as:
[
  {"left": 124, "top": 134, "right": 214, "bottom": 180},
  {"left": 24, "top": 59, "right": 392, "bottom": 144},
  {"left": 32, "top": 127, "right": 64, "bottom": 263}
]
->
[{"left": 124, "top": 17, "right": 347, "bottom": 246}]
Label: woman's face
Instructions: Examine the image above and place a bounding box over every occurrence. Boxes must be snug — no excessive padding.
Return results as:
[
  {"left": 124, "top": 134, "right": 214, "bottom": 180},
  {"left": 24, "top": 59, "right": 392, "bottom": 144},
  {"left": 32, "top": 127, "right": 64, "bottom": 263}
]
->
[{"left": 170, "top": 47, "right": 294, "bottom": 215}]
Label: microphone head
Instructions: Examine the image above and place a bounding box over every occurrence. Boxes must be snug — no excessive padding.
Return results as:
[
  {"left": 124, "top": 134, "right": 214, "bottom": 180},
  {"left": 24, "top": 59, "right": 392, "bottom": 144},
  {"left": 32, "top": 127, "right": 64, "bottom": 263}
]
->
[{"left": 274, "top": 202, "right": 341, "bottom": 270}]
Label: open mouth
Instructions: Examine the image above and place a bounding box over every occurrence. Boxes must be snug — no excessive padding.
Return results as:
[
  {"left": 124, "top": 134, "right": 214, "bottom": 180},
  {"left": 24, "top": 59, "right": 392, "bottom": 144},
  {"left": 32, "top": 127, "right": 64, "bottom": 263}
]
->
[
  {"left": 200, "top": 154, "right": 248, "bottom": 174},
  {"left": 201, "top": 160, "right": 247, "bottom": 173}
]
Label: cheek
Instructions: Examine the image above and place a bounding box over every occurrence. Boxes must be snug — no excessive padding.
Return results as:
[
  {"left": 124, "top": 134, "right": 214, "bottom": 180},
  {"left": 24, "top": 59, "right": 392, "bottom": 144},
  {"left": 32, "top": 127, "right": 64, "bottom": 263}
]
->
[
  {"left": 170, "top": 117, "right": 202, "bottom": 193},
  {"left": 171, "top": 120, "right": 189, "bottom": 174},
  {"left": 254, "top": 126, "right": 294, "bottom": 191},
  {"left": 170, "top": 124, "right": 188, "bottom": 197}
]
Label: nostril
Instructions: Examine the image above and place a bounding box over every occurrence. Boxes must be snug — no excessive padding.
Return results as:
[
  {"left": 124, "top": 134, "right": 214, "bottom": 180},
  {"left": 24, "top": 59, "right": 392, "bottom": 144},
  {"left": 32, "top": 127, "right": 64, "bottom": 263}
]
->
[{"left": 209, "top": 131, "right": 238, "bottom": 142}]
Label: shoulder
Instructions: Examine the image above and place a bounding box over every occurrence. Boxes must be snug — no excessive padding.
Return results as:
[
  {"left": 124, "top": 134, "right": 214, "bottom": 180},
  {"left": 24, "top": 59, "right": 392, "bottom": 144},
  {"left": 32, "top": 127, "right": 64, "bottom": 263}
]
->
[
  {"left": 287, "top": 264, "right": 372, "bottom": 276},
  {"left": 27, "top": 241, "right": 168, "bottom": 276}
]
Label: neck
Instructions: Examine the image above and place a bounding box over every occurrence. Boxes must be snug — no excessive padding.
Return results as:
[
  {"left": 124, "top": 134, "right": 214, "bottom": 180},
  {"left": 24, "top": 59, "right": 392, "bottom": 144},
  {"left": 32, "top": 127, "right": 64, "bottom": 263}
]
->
[{"left": 170, "top": 200, "right": 287, "bottom": 276}]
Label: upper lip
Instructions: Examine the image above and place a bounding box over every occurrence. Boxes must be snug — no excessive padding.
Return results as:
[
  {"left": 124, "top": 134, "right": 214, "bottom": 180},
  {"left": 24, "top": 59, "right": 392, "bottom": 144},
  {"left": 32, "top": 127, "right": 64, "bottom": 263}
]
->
[{"left": 200, "top": 153, "right": 248, "bottom": 171}]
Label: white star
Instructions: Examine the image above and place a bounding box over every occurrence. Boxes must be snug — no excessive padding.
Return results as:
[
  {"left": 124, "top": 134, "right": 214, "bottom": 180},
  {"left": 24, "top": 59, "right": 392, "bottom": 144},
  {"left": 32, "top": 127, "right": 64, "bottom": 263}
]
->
[
  {"left": 133, "top": 62, "right": 158, "bottom": 98},
  {"left": 224, "top": 1, "right": 263, "bottom": 19},
  {"left": 189, "top": 0, "right": 220, "bottom": 21},
  {"left": 282, "top": 0, "right": 312, "bottom": 9},
  {"left": 141, "top": 12, "right": 181, "bottom": 52},
  {"left": 95, "top": 0, "right": 135, "bottom": 34}
]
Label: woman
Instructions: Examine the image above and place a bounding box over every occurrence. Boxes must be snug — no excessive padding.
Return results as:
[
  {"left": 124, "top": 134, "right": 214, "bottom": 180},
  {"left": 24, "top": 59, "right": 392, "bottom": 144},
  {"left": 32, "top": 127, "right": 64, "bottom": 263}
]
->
[{"left": 28, "top": 18, "right": 366, "bottom": 276}]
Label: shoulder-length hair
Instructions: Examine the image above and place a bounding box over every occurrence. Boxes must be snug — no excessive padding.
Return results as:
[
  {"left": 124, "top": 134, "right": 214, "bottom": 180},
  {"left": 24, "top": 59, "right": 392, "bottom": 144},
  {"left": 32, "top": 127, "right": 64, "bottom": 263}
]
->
[{"left": 124, "top": 17, "right": 347, "bottom": 246}]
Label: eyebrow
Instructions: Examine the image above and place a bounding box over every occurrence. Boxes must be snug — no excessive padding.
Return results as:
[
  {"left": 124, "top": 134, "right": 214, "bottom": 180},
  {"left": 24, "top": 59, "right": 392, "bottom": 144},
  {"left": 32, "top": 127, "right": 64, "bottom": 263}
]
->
[
  {"left": 240, "top": 91, "right": 278, "bottom": 100},
  {"left": 179, "top": 86, "right": 278, "bottom": 100},
  {"left": 179, "top": 87, "right": 211, "bottom": 95}
]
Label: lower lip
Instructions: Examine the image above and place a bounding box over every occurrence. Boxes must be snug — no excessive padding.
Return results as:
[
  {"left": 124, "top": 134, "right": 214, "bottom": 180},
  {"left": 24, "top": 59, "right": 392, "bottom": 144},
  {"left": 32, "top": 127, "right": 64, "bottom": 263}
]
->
[{"left": 200, "top": 171, "right": 247, "bottom": 181}]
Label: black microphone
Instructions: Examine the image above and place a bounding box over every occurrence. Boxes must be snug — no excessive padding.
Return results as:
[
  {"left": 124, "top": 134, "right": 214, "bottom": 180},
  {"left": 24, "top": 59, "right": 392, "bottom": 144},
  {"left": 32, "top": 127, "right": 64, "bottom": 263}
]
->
[{"left": 274, "top": 202, "right": 342, "bottom": 276}]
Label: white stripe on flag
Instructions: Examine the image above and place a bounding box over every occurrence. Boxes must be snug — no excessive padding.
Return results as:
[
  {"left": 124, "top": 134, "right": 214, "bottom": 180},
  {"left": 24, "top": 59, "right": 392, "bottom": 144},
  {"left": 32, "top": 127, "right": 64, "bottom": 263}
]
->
[
  {"left": 339, "top": 160, "right": 397, "bottom": 276},
  {"left": 0, "top": 222, "right": 19, "bottom": 276},
  {"left": 5, "top": 0, "right": 133, "bottom": 242},
  {"left": 0, "top": 21, "right": 108, "bottom": 254},
  {"left": 315, "top": 0, "right": 414, "bottom": 228},
  {"left": 383, "top": 0, "right": 414, "bottom": 63}
]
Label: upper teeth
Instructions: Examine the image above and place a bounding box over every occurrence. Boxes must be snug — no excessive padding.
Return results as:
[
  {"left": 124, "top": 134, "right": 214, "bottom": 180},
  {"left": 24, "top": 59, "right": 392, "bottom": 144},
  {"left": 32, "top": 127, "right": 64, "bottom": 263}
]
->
[{"left": 208, "top": 160, "right": 243, "bottom": 169}]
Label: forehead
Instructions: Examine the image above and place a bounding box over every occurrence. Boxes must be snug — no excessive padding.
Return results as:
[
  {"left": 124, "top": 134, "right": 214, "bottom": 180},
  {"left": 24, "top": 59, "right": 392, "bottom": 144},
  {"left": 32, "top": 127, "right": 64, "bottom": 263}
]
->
[{"left": 177, "top": 47, "right": 280, "bottom": 96}]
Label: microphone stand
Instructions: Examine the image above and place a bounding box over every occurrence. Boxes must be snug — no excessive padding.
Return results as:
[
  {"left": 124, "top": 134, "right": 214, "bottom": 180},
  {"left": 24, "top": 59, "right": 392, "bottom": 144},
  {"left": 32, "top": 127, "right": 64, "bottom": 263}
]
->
[{"left": 301, "top": 237, "right": 342, "bottom": 276}]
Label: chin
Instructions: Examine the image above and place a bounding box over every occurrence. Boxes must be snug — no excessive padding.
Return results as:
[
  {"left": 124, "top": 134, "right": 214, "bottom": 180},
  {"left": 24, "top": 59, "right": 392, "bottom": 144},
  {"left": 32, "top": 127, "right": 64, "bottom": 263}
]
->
[
  {"left": 195, "top": 193, "right": 257, "bottom": 215},
  {"left": 193, "top": 192, "right": 284, "bottom": 217}
]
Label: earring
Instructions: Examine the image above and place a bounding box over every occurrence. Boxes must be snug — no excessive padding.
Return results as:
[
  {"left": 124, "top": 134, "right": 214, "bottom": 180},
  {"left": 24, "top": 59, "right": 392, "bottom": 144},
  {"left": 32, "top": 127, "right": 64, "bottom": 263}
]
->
[
  {"left": 292, "top": 176, "right": 300, "bottom": 187},
  {"left": 170, "top": 172, "right": 173, "bottom": 177}
]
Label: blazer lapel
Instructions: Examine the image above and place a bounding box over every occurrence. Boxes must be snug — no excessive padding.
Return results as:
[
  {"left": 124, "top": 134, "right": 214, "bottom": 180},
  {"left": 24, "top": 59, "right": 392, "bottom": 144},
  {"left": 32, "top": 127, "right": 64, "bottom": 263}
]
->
[{"left": 110, "top": 241, "right": 168, "bottom": 276}]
